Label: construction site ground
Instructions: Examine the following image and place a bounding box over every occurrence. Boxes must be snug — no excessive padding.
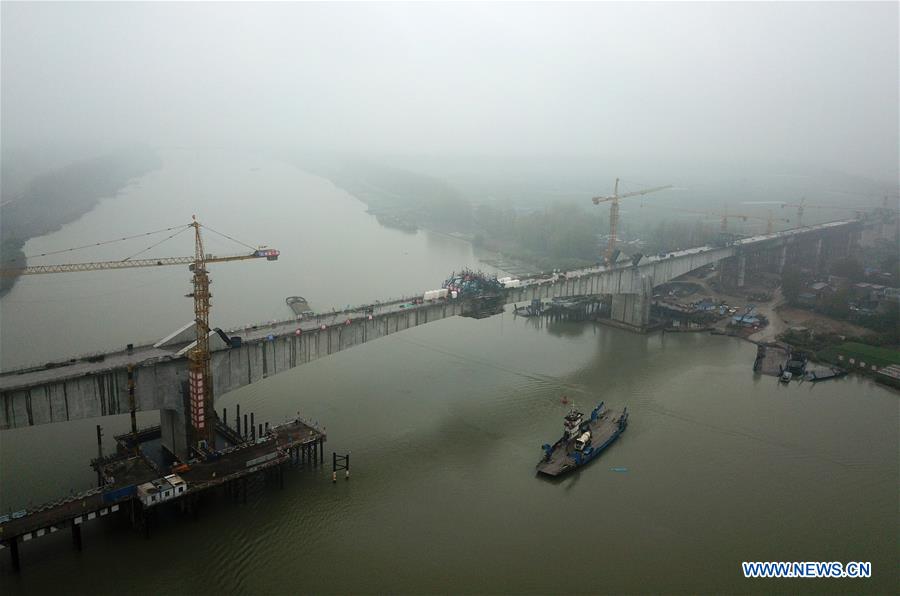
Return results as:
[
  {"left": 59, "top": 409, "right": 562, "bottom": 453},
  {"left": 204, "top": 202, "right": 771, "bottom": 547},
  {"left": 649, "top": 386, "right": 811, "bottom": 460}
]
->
[{"left": 670, "top": 272, "right": 877, "bottom": 344}]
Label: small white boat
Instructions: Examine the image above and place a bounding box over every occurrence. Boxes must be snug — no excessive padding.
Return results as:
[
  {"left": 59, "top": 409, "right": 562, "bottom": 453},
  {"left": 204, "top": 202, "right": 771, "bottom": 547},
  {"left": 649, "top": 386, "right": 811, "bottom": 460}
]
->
[{"left": 779, "top": 371, "right": 793, "bottom": 383}]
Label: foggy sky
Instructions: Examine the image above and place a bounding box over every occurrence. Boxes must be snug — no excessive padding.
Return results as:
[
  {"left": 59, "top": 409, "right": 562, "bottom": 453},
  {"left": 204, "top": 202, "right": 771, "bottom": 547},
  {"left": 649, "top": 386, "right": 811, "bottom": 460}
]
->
[{"left": 2, "top": 1, "right": 898, "bottom": 184}]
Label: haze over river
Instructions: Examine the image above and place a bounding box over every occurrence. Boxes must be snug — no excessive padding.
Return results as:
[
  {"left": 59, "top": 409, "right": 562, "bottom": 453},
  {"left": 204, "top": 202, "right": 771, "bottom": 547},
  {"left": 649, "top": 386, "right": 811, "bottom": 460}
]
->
[{"left": 1, "top": 150, "right": 897, "bottom": 593}]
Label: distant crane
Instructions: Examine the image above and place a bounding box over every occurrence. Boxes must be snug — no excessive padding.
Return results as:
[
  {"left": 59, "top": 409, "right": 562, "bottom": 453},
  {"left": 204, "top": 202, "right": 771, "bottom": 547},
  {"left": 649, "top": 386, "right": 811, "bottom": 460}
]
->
[
  {"left": 747, "top": 197, "right": 899, "bottom": 227},
  {"left": 0, "top": 218, "right": 279, "bottom": 449},
  {"left": 664, "top": 206, "right": 790, "bottom": 235},
  {"left": 776, "top": 198, "right": 869, "bottom": 227},
  {"left": 592, "top": 178, "right": 672, "bottom": 262}
]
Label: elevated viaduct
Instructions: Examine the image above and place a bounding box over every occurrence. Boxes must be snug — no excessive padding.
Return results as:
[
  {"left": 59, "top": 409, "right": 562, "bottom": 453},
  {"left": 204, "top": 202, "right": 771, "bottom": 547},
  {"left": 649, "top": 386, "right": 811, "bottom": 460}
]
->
[{"left": 1, "top": 219, "right": 861, "bottom": 457}]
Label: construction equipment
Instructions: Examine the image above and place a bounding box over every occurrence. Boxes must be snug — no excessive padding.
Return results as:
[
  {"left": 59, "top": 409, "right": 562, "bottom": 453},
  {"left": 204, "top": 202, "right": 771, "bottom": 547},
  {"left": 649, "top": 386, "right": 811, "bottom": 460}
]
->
[
  {"left": 776, "top": 198, "right": 867, "bottom": 227},
  {"left": 591, "top": 178, "right": 672, "bottom": 263},
  {"left": 663, "top": 206, "right": 789, "bottom": 235},
  {"left": 0, "top": 218, "right": 279, "bottom": 448},
  {"left": 443, "top": 268, "right": 504, "bottom": 298},
  {"left": 749, "top": 197, "right": 898, "bottom": 227}
]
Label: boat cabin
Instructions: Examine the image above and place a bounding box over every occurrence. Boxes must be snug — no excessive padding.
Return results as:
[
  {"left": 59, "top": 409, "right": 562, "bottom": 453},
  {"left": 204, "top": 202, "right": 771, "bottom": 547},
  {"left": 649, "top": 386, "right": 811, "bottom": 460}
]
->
[{"left": 564, "top": 410, "right": 584, "bottom": 439}]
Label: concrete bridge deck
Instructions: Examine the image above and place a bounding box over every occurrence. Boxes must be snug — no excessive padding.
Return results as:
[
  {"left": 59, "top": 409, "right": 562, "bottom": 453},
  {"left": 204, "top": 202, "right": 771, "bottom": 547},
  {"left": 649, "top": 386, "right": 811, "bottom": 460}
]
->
[{"left": 1, "top": 219, "right": 861, "bottom": 434}]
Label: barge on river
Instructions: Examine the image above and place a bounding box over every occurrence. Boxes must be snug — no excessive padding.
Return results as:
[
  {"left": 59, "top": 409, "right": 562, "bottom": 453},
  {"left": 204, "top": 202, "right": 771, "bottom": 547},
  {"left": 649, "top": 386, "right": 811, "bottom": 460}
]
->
[{"left": 536, "top": 402, "right": 628, "bottom": 477}]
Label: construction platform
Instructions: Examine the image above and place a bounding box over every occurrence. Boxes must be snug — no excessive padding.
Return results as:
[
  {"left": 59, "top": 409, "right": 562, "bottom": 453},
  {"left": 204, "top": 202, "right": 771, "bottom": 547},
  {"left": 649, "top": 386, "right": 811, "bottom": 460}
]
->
[{"left": 0, "top": 416, "right": 326, "bottom": 572}]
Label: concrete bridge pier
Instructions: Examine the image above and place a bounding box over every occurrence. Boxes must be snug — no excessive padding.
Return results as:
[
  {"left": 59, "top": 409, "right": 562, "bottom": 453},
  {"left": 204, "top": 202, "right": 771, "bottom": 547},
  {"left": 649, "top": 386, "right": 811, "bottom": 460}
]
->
[
  {"left": 160, "top": 382, "right": 190, "bottom": 460},
  {"left": 161, "top": 407, "right": 190, "bottom": 460},
  {"left": 846, "top": 228, "right": 860, "bottom": 257},
  {"left": 815, "top": 238, "right": 824, "bottom": 272},
  {"left": 609, "top": 275, "right": 653, "bottom": 331},
  {"left": 610, "top": 293, "right": 649, "bottom": 329},
  {"left": 718, "top": 253, "right": 746, "bottom": 290}
]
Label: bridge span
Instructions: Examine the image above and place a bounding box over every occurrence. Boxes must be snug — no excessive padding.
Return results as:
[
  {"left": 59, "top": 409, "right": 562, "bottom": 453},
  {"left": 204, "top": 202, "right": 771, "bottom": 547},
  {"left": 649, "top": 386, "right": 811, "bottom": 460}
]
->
[{"left": 1, "top": 219, "right": 860, "bottom": 456}]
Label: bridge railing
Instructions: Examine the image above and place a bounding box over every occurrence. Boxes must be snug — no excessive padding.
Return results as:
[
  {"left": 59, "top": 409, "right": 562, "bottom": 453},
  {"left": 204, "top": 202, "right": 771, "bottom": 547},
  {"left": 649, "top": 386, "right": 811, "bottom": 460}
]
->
[
  {"left": 3, "top": 485, "right": 105, "bottom": 524},
  {"left": 222, "top": 293, "right": 441, "bottom": 334},
  {"left": 0, "top": 334, "right": 171, "bottom": 377}
]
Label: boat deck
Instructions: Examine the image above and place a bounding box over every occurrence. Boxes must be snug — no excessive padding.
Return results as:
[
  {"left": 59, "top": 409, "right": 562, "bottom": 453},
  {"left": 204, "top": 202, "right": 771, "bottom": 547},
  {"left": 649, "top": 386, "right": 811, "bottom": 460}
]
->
[{"left": 535, "top": 409, "right": 625, "bottom": 477}]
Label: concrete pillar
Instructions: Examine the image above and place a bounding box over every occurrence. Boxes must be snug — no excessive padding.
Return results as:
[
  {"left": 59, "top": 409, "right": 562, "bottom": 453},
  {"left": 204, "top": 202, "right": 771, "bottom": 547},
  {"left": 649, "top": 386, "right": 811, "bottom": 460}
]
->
[
  {"left": 815, "top": 238, "right": 823, "bottom": 272},
  {"left": 610, "top": 293, "right": 650, "bottom": 329},
  {"left": 160, "top": 407, "right": 189, "bottom": 460},
  {"left": 737, "top": 254, "right": 746, "bottom": 288},
  {"left": 778, "top": 245, "right": 787, "bottom": 274},
  {"left": 846, "top": 230, "right": 856, "bottom": 256}
]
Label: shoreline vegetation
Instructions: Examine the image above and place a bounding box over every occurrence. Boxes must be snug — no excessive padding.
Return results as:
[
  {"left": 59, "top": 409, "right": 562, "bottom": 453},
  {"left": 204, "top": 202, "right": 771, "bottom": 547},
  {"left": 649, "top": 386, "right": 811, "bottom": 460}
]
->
[
  {"left": 302, "top": 158, "right": 608, "bottom": 274},
  {"left": 0, "top": 146, "right": 163, "bottom": 296},
  {"left": 298, "top": 157, "right": 729, "bottom": 276}
]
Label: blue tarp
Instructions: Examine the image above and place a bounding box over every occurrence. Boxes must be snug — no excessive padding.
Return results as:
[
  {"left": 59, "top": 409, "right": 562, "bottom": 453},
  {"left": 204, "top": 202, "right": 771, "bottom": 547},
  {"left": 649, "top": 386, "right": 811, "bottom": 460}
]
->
[{"left": 731, "top": 315, "right": 760, "bottom": 326}]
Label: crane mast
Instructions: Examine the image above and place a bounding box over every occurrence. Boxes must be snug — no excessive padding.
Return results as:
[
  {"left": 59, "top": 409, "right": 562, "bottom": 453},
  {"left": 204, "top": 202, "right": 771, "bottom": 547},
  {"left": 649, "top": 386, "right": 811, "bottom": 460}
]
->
[
  {"left": 608, "top": 179, "right": 620, "bottom": 262},
  {"left": 592, "top": 178, "right": 672, "bottom": 263},
  {"left": 0, "top": 218, "right": 280, "bottom": 452},
  {"left": 188, "top": 218, "right": 214, "bottom": 447}
]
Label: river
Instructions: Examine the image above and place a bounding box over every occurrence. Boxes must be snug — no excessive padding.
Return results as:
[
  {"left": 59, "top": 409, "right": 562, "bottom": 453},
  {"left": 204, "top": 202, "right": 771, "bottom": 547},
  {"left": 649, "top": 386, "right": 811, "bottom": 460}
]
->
[{"left": 1, "top": 149, "right": 897, "bottom": 593}]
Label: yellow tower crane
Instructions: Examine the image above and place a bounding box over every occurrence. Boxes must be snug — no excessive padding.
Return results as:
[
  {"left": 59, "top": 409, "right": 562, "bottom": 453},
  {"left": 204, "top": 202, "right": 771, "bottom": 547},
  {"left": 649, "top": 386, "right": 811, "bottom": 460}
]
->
[
  {"left": 0, "top": 217, "right": 279, "bottom": 448},
  {"left": 591, "top": 178, "right": 672, "bottom": 263}
]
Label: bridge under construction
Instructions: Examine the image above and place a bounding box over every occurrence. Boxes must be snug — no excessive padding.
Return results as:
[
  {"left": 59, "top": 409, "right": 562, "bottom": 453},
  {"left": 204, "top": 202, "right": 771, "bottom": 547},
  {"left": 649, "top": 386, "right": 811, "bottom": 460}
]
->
[
  {"left": 2, "top": 219, "right": 862, "bottom": 440},
  {"left": 0, "top": 214, "right": 872, "bottom": 571}
]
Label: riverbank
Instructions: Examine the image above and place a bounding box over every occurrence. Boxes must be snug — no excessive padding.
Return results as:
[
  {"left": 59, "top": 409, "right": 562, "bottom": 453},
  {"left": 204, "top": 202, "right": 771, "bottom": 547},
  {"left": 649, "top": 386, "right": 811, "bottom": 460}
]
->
[
  {"left": 0, "top": 146, "right": 162, "bottom": 295},
  {"left": 288, "top": 156, "right": 602, "bottom": 275}
]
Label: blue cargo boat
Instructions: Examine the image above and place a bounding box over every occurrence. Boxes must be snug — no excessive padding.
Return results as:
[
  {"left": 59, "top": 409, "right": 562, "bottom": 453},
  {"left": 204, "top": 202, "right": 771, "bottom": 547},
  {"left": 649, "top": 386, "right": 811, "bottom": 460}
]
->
[{"left": 536, "top": 402, "right": 628, "bottom": 477}]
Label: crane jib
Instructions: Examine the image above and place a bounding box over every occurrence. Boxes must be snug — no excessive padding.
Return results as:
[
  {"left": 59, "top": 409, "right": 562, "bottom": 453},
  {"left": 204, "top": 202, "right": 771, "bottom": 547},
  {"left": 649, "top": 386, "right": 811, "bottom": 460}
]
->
[{"left": 1, "top": 250, "right": 280, "bottom": 276}]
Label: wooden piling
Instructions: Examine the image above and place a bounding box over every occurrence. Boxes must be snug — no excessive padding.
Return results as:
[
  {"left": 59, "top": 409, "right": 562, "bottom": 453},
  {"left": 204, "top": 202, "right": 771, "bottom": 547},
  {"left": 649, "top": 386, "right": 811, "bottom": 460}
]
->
[
  {"left": 127, "top": 364, "right": 138, "bottom": 452},
  {"left": 71, "top": 520, "right": 82, "bottom": 551},
  {"left": 9, "top": 538, "right": 20, "bottom": 573},
  {"left": 95, "top": 425, "right": 104, "bottom": 486}
]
